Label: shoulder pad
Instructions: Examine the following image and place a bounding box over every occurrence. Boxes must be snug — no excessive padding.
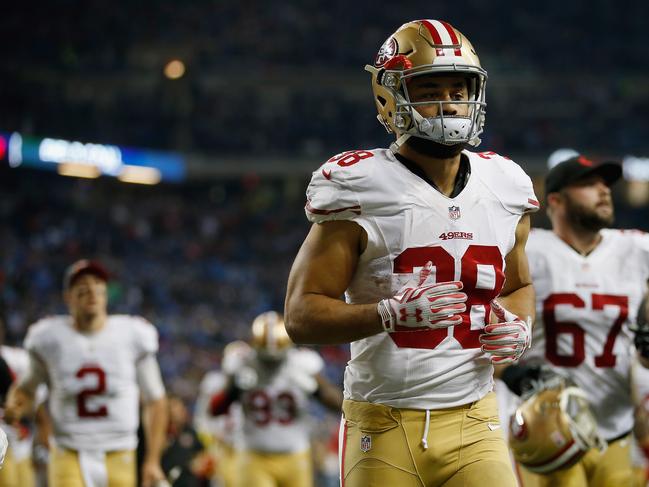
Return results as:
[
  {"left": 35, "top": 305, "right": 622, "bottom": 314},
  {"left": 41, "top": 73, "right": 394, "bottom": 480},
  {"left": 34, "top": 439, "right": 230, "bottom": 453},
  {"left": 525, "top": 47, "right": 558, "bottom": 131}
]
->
[
  {"left": 23, "top": 316, "right": 64, "bottom": 352},
  {"left": 127, "top": 316, "right": 159, "bottom": 355},
  {"left": 305, "top": 150, "right": 378, "bottom": 223},
  {"left": 289, "top": 348, "right": 324, "bottom": 375},
  {"left": 469, "top": 151, "right": 539, "bottom": 215}
]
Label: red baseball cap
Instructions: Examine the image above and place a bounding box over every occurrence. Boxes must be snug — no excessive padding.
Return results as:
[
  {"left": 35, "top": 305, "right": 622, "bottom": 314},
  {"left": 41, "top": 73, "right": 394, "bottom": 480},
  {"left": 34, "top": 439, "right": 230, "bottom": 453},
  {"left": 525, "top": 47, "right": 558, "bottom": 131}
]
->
[{"left": 63, "top": 259, "right": 110, "bottom": 290}]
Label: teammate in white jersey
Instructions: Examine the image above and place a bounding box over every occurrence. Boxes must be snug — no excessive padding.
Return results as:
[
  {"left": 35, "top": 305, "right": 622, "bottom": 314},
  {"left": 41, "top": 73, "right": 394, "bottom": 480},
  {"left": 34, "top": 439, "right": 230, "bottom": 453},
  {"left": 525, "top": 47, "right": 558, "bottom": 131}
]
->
[
  {"left": 209, "top": 311, "right": 342, "bottom": 487},
  {"left": 285, "top": 19, "right": 538, "bottom": 487},
  {"left": 194, "top": 370, "right": 243, "bottom": 487},
  {"left": 4, "top": 259, "right": 168, "bottom": 487},
  {"left": 499, "top": 155, "right": 649, "bottom": 486}
]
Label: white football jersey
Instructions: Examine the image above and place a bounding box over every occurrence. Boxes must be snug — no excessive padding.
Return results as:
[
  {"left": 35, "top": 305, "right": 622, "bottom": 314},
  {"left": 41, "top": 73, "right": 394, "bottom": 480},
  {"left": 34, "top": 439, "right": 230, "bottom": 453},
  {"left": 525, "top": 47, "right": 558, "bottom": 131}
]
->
[
  {"left": 306, "top": 148, "right": 538, "bottom": 409},
  {"left": 239, "top": 348, "right": 323, "bottom": 453},
  {"left": 24, "top": 315, "right": 159, "bottom": 451},
  {"left": 524, "top": 228, "right": 649, "bottom": 440},
  {"left": 194, "top": 370, "right": 243, "bottom": 450}
]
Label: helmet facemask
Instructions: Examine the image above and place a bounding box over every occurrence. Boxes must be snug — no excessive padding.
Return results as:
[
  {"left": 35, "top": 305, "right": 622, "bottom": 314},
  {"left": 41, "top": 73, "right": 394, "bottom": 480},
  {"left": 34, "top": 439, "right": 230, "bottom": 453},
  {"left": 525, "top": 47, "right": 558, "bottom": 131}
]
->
[{"left": 382, "top": 67, "right": 486, "bottom": 149}]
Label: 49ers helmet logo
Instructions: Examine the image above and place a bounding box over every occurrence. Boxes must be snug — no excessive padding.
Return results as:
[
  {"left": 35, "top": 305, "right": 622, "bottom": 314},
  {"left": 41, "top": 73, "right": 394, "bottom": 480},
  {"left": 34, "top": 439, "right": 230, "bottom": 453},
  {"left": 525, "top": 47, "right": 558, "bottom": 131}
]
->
[{"left": 374, "top": 37, "right": 399, "bottom": 67}]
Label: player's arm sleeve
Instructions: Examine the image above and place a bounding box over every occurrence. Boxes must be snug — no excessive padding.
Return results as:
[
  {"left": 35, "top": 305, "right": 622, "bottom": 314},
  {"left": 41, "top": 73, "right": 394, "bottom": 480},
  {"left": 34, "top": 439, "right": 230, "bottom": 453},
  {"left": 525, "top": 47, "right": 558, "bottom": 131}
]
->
[
  {"left": 493, "top": 157, "right": 540, "bottom": 215},
  {"left": 136, "top": 353, "right": 166, "bottom": 403},
  {"left": 304, "top": 160, "right": 365, "bottom": 224},
  {"left": 17, "top": 351, "right": 49, "bottom": 396}
]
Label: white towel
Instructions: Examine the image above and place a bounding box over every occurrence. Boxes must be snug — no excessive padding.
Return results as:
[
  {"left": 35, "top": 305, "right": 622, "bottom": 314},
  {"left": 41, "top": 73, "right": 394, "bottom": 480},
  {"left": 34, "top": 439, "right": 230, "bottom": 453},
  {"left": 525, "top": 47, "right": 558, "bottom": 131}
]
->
[{"left": 78, "top": 449, "right": 108, "bottom": 487}]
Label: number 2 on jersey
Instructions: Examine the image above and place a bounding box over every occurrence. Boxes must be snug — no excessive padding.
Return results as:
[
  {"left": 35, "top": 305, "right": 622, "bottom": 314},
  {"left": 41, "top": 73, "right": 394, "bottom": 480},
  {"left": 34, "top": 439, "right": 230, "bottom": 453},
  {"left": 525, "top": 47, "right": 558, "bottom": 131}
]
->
[
  {"left": 76, "top": 365, "right": 108, "bottom": 418},
  {"left": 391, "top": 245, "right": 504, "bottom": 350}
]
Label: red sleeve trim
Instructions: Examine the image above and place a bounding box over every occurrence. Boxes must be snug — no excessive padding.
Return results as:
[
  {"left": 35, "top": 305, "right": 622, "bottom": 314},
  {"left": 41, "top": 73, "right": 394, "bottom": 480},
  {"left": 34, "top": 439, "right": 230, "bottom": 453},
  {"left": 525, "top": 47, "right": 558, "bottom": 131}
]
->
[
  {"left": 305, "top": 200, "right": 361, "bottom": 216},
  {"left": 527, "top": 198, "right": 540, "bottom": 207}
]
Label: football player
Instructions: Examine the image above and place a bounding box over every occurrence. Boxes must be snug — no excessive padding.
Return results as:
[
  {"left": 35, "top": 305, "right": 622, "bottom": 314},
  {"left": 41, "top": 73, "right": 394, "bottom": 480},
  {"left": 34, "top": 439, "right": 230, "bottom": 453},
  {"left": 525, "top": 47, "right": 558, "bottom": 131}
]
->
[
  {"left": 285, "top": 19, "right": 538, "bottom": 487},
  {"left": 499, "top": 156, "right": 649, "bottom": 486},
  {"left": 0, "top": 344, "right": 46, "bottom": 487},
  {"left": 194, "top": 369, "right": 243, "bottom": 487},
  {"left": 4, "top": 259, "right": 168, "bottom": 487},
  {"left": 209, "top": 311, "right": 343, "bottom": 487}
]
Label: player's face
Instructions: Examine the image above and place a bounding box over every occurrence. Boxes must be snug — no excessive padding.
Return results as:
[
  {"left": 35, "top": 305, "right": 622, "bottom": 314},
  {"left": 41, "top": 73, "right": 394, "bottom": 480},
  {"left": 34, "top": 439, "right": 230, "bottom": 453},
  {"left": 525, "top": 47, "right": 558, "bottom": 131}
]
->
[
  {"left": 66, "top": 274, "right": 108, "bottom": 319},
  {"left": 407, "top": 75, "right": 470, "bottom": 118},
  {"left": 561, "top": 175, "right": 614, "bottom": 231}
]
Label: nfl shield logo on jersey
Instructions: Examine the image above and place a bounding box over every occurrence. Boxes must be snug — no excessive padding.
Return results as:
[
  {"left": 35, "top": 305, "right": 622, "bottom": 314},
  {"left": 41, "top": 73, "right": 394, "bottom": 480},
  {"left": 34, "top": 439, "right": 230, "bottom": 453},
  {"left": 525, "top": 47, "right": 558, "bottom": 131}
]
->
[
  {"left": 448, "top": 205, "right": 461, "bottom": 220},
  {"left": 360, "top": 434, "right": 372, "bottom": 452}
]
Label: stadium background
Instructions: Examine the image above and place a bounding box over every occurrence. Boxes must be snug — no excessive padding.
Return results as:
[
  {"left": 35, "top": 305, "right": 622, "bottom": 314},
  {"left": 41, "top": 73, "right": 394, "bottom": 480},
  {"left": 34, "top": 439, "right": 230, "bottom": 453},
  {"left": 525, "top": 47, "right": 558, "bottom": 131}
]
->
[{"left": 1, "top": 1, "right": 649, "bottom": 485}]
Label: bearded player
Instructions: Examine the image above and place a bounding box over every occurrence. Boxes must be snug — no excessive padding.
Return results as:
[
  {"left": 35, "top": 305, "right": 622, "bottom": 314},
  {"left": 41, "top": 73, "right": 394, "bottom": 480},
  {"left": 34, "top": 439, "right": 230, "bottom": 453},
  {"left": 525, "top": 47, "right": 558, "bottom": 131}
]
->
[
  {"left": 4, "top": 259, "right": 168, "bottom": 487},
  {"left": 285, "top": 19, "right": 538, "bottom": 487},
  {"left": 499, "top": 156, "right": 649, "bottom": 486}
]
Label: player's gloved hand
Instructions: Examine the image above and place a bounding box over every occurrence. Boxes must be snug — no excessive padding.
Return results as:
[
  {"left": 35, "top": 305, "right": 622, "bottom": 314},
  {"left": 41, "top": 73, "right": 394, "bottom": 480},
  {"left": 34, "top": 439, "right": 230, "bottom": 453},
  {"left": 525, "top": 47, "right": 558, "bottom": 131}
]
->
[
  {"left": 377, "top": 261, "right": 467, "bottom": 332},
  {"left": 479, "top": 299, "right": 531, "bottom": 364},
  {"left": 221, "top": 340, "right": 252, "bottom": 376},
  {"left": 221, "top": 340, "right": 258, "bottom": 390}
]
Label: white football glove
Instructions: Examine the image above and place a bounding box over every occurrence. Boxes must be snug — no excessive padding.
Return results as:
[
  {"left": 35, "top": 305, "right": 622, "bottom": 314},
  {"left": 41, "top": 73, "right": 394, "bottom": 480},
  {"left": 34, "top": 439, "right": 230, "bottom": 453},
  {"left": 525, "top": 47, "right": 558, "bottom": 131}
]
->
[
  {"left": 479, "top": 299, "right": 531, "bottom": 364},
  {"left": 222, "top": 340, "right": 252, "bottom": 376},
  {"left": 221, "top": 341, "right": 258, "bottom": 390},
  {"left": 377, "top": 262, "right": 467, "bottom": 332}
]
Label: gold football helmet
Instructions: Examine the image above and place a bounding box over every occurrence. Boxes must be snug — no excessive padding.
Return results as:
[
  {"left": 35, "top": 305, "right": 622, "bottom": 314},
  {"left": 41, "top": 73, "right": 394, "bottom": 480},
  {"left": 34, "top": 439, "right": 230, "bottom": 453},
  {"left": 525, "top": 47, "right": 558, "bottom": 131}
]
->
[
  {"left": 365, "top": 19, "right": 487, "bottom": 149},
  {"left": 509, "top": 379, "right": 606, "bottom": 474},
  {"left": 250, "top": 311, "right": 293, "bottom": 361}
]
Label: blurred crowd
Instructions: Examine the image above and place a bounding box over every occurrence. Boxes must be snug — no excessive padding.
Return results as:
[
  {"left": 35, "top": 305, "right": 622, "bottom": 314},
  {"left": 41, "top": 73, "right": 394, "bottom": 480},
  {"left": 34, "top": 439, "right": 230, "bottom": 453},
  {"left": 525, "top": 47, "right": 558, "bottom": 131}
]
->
[{"left": 3, "top": 1, "right": 649, "bottom": 159}]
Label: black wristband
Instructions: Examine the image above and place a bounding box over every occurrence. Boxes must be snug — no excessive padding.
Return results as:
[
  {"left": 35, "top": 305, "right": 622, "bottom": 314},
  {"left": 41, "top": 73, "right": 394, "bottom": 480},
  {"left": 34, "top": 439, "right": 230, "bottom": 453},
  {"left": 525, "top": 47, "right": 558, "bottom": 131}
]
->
[{"left": 500, "top": 364, "right": 541, "bottom": 396}]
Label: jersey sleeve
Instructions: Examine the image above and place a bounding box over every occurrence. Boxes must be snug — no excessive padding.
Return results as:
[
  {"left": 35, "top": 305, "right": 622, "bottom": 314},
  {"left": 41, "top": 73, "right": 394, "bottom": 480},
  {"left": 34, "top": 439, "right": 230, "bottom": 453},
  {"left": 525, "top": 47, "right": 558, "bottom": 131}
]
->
[
  {"left": 305, "top": 151, "right": 373, "bottom": 224},
  {"left": 23, "top": 320, "right": 50, "bottom": 358},
  {"left": 131, "top": 317, "right": 159, "bottom": 358},
  {"left": 477, "top": 153, "right": 539, "bottom": 215},
  {"left": 631, "top": 231, "right": 649, "bottom": 279}
]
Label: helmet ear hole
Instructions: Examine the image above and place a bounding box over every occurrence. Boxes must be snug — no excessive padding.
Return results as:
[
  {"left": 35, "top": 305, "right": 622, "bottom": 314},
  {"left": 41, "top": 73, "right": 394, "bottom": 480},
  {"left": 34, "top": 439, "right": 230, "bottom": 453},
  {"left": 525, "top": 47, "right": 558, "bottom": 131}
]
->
[{"left": 377, "top": 96, "right": 387, "bottom": 107}]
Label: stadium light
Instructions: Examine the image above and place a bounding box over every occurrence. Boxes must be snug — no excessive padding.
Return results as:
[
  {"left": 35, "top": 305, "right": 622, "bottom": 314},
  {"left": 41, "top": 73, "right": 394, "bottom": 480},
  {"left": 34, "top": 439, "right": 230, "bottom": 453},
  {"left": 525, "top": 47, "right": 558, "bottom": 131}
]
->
[
  {"left": 117, "top": 165, "right": 162, "bottom": 185},
  {"left": 164, "top": 59, "right": 186, "bottom": 80},
  {"left": 57, "top": 163, "right": 101, "bottom": 179}
]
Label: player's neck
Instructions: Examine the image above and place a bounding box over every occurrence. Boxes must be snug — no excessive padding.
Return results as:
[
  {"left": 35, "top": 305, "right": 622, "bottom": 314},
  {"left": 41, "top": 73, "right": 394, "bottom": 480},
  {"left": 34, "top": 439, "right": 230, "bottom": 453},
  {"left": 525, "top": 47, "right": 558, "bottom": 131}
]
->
[
  {"left": 398, "top": 145, "right": 462, "bottom": 197},
  {"left": 73, "top": 313, "right": 107, "bottom": 333},
  {"left": 553, "top": 223, "right": 602, "bottom": 256}
]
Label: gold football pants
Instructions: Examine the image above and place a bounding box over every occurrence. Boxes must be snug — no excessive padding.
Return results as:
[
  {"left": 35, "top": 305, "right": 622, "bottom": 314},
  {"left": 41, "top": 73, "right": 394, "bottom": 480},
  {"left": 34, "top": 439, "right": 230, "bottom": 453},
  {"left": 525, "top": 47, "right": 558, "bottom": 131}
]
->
[
  {"left": 234, "top": 448, "right": 313, "bottom": 487},
  {"left": 48, "top": 447, "right": 136, "bottom": 487},
  {"left": 518, "top": 434, "right": 632, "bottom": 487},
  {"left": 340, "top": 392, "right": 517, "bottom": 487}
]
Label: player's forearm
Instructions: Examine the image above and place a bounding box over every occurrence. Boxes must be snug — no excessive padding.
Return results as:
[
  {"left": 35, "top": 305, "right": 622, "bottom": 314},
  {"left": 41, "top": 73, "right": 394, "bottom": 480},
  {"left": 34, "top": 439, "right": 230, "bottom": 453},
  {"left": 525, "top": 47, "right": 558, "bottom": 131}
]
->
[
  {"left": 143, "top": 396, "right": 168, "bottom": 464},
  {"left": 497, "top": 283, "right": 535, "bottom": 324},
  {"left": 285, "top": 293, "right": 382, "bottom": 344}
]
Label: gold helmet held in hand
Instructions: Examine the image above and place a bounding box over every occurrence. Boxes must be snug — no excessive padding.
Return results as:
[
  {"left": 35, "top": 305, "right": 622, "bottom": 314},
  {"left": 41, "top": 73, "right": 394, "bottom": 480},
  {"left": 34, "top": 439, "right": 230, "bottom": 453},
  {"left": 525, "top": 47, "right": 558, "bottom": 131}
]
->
[{"left": 509, "top": 378, "right": 606, "bottom": 474}]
